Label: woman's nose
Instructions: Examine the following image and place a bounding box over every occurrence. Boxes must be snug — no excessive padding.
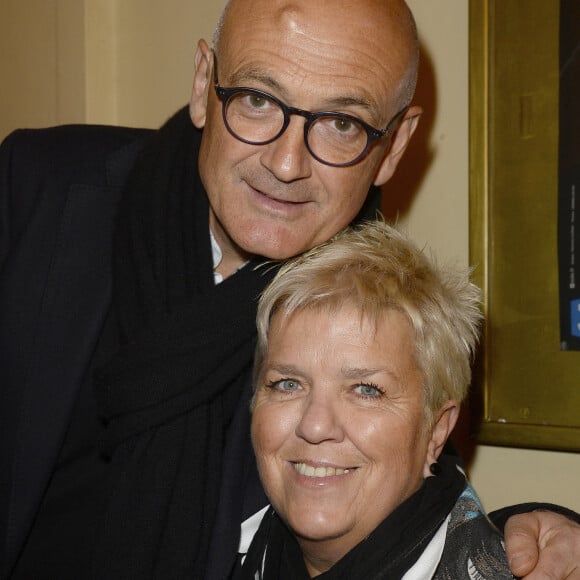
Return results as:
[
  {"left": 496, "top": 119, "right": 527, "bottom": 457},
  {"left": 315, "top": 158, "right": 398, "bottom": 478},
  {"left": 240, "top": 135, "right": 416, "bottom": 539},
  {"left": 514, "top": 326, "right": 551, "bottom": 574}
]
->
[{"left": 294, "top": 390, "right": 344, "bottom": 444}]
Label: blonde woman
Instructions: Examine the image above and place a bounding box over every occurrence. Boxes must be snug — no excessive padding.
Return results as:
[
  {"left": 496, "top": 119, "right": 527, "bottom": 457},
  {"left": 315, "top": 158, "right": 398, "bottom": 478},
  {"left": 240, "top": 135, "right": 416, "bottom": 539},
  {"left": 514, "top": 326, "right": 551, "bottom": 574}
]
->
[{"left": 245, "top": 221, "right": 512, "bottom": 579}]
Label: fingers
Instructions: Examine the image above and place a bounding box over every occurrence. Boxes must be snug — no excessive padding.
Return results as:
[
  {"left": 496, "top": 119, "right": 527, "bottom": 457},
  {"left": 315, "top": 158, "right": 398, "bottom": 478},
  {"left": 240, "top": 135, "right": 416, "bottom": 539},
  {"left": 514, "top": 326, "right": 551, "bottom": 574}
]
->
[
  {"left": 504, "top": 511, "right": 580, "bottom": 579},
  {"left": 504, "top": 513, "right": 541, "bottom": 577}
]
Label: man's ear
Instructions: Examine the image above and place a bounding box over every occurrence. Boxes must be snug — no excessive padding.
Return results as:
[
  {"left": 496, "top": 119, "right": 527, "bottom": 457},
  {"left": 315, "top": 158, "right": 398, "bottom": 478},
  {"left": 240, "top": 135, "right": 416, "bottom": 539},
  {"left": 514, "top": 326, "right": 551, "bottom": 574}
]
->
[
  {"left": 373, "top": 105, "right": 422, "bottom": 186},
  {"left": 190, "top": 39, "right": 213, "bottom": 129},
  {"left": 422, "top": 400, "right": 460, "bottom": 478}
]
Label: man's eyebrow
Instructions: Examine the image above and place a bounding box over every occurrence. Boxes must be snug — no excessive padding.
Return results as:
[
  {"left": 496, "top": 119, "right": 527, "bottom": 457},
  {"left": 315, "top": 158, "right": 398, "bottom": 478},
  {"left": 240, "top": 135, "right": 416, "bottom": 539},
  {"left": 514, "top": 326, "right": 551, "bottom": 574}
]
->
[
  {"left": 228, "top": 69, "right": 284, "bottom": 92},
  {"left": 228, "top": 69, "right": 377, "bottom": 115},
  {"left": 325, "top": 96, "right": 375, "bottom": 113}
]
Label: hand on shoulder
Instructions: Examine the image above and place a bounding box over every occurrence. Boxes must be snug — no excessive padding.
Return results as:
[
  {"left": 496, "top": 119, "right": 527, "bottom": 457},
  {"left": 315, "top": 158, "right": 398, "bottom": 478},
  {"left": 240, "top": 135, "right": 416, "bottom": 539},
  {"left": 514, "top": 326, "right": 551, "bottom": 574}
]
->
[{"left": 505, "top": 511, "right": 580, "bottom": 579}]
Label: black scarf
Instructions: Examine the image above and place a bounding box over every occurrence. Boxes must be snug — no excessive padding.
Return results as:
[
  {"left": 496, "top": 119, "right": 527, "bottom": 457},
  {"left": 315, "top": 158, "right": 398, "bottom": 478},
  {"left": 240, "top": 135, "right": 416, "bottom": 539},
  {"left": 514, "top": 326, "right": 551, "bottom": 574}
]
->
[
  {"left": 242, "top": 455, "right": 465, "bottom": 580},
  {"left": 91, "top": 107, "right": 277, "bottom": 579}
]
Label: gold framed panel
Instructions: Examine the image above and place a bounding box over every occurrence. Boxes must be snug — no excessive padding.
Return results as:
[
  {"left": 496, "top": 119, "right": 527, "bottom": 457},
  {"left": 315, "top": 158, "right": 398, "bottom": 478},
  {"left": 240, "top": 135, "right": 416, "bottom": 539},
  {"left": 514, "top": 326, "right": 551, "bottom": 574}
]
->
[{"left": 469, "top": 0, "right": 580, "bottom": 451}]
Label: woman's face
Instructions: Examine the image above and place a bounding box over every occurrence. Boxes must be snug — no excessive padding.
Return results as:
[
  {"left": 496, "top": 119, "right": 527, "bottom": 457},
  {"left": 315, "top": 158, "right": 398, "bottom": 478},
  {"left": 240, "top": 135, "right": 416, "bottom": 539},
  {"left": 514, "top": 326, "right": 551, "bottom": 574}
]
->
[{"left": 252, "top": 305, "right": 448, "bottom": 574}]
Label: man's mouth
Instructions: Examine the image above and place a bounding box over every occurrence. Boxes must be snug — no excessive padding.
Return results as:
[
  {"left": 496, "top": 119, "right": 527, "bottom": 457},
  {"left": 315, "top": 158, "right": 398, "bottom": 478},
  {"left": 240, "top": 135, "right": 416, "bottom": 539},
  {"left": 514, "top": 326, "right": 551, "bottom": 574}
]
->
[
  {"left": 247, "top": 181, "right": 310, "bottom": 205},
  {"left": 259, "top": 191, "right": 308, "bottom": 205}
]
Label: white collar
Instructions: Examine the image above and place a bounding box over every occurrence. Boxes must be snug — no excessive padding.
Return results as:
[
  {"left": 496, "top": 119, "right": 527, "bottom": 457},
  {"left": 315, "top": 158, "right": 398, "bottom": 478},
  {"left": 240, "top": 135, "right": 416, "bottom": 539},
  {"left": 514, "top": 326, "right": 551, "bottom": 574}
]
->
[
  {"left": 401, "top": 514, "right": 449, "bottom": 579},
  {"left": 210, "top": 229, "right": 224, "bottom": 284}
]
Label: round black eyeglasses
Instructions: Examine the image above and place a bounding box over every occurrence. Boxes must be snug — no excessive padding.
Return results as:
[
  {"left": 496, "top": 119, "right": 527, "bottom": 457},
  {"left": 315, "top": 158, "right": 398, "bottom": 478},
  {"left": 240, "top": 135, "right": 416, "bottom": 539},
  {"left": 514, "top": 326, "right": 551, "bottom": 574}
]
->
[{"left": 212, "top": 56, "right": 408, "bottom": 168}]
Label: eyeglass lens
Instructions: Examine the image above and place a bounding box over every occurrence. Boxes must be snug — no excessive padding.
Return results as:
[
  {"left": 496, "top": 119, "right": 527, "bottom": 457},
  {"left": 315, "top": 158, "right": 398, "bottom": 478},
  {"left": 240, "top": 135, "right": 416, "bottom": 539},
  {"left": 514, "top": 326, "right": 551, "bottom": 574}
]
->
[{"left": 223, "top": 90, "right": 371, "bottom": 166}]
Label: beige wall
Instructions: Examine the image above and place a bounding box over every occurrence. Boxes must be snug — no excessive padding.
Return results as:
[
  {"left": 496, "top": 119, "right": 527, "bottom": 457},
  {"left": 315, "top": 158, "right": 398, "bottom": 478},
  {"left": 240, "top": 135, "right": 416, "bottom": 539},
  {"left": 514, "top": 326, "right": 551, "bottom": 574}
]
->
[
  {"left": 0, "top": 0, "right": 223, "bottom": 137},
  {"left": 1, "top": 0, "right": 579, "bottom": 513},
  {"left": 0, "top": 0, "right": 86, "bottom": 136}
]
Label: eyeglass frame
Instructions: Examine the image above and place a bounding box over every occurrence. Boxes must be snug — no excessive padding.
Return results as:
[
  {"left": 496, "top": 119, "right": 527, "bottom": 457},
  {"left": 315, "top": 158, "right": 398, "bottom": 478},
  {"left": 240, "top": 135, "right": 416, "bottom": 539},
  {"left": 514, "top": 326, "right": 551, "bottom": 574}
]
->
[{"left": 211, "top": 52, "right": 409, "bottom": 168}]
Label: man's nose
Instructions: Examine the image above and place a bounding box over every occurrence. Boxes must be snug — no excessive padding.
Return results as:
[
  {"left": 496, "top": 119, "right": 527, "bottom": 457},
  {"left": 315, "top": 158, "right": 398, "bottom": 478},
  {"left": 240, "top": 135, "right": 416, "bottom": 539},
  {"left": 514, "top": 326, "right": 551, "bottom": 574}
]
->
[{"left": 259, "top": 117, "right": 313, "bottom": 182}]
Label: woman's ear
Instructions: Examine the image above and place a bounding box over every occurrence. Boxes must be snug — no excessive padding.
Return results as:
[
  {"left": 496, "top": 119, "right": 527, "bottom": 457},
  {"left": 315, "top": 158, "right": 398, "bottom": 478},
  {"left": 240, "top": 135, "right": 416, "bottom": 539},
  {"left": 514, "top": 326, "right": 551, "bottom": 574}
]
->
[
  {"left": 190, "top": 39, "right": 213, "bottom": 129},
  {"left": 422, "top": 400, "right": 460, "bottom": 478},
  {"left": 373, "top": 105, "right": 422, "bottom": 186}
]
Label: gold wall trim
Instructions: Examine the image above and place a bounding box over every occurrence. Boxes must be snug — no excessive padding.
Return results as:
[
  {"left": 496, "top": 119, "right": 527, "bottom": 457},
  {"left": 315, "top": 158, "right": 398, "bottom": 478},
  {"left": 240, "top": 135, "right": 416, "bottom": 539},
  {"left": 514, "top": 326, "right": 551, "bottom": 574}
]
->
[{"left": 469, "top": 0, "right": 580, "bottom": 451}]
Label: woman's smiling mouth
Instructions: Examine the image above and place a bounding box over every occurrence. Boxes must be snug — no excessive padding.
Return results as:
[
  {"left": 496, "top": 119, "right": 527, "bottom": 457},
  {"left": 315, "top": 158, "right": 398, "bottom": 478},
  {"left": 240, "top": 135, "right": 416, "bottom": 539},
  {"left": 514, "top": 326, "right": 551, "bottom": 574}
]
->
[{"left": 292, "top": 462, "right": 354, "bottom": 478}]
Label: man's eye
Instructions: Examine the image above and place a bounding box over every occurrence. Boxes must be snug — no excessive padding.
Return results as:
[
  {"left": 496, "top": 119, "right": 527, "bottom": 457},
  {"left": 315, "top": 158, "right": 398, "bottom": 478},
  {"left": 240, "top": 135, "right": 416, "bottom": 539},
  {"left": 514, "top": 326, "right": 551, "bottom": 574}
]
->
[
  {"left": 333, "top": 118, "right": 354, "bottom": 132},
  {"left": 317, "top": 116, "right": 364, "bottom": 140},
  {"left": 354, "top": 383, "right": 383, "bottom": 398},
  {"left": 248, "top": 94, "right": 270, "bottom": 108}
]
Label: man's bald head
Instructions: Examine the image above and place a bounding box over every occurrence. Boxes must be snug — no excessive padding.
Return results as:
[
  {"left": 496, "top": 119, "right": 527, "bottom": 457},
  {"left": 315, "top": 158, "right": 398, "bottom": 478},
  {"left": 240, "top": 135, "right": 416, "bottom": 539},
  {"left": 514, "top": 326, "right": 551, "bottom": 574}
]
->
[
  {"left": 190, "top": 0, "right": 422, "bottom": 263},
  {"left": 213, "top": 0, "right": 419, "bottom": 111}
]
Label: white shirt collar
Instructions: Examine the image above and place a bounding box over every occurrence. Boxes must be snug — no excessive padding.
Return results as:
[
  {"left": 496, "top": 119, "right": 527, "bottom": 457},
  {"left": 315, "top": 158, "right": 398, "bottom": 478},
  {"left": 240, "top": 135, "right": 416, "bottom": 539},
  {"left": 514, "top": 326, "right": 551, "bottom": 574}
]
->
[{"left": 210, "top": 229, "right": 224, "bottom": 284}]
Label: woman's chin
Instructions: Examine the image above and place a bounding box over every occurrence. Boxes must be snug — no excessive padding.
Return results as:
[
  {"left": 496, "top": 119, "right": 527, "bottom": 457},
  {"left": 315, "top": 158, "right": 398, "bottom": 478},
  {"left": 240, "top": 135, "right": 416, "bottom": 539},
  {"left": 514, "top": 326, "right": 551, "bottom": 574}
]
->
[{"left": 288, "top": 513, "right": 355, "bottom": 545}]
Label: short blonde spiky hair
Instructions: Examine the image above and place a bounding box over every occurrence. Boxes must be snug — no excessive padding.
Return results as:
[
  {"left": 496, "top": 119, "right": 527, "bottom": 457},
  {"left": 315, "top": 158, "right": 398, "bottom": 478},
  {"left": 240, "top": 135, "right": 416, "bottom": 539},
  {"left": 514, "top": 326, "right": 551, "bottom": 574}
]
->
[{"left": 254, "top": 220, "right": 482, "bottom": 426}]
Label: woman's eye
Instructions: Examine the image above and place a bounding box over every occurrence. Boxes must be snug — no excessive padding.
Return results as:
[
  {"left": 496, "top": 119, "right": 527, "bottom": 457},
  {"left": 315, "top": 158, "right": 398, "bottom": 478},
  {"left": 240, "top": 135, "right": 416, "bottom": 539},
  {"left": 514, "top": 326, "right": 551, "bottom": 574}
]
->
[
  {"left": 268, "top": 379, "right": 301, "bottom": 392},
  {"left": 354, "top": 383, "right": 382, "bottom": 398}
]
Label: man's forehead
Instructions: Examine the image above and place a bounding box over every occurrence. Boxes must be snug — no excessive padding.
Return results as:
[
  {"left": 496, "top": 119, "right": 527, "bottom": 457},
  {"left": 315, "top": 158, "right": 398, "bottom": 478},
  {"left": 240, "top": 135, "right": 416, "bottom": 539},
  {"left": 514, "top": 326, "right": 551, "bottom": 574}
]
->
[
  {"left": 219, "top": 0, "right": 414, "bottom": 111},
  {"left": 222, "top": 0, "right": 407, "bottom": 57}
]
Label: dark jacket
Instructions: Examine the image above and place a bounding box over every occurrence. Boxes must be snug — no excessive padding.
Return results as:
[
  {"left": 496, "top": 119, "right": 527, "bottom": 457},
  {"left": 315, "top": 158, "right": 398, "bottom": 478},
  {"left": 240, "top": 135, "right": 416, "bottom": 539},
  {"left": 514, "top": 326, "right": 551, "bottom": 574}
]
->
[{"left": 0, "top": 124, "right": 150, "bottom": 578}]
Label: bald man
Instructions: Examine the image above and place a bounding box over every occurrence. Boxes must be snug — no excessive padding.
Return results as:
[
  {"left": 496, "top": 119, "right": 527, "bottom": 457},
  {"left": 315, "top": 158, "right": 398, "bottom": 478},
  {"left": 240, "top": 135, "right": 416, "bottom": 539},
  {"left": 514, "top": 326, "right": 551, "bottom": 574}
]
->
[{"left": 1, "top": 1, "right": 578, "bottom": 578}]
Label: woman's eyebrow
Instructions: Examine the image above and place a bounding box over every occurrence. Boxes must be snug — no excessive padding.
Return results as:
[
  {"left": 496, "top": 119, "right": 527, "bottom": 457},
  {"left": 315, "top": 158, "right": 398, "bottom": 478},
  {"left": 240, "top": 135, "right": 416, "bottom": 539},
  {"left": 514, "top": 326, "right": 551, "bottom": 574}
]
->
[
  {"left": 340, "top": 366, "right": 404, "bottom": 386},
  {"left": 263, "top": 363, "right": 304, "bottom": 376}
]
